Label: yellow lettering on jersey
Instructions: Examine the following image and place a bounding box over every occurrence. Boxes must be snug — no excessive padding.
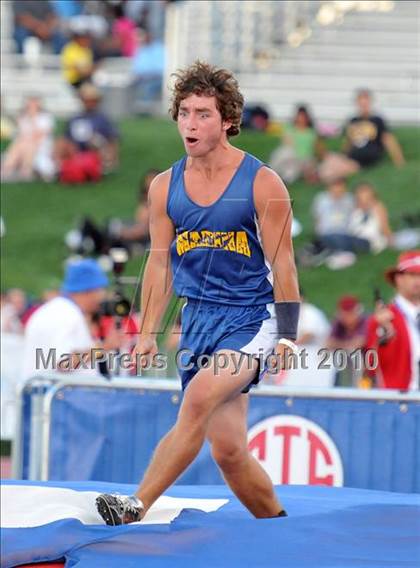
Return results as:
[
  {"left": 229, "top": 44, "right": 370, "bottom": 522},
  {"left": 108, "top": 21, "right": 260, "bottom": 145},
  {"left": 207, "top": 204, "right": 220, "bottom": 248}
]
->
[
  {"left": 201, "top": 230, "right": 214, "bottom": 247},
  {"left": 223, "top": 232, "right": 237, "bottom": 253},
  {"left": 189, "top": 231, "right": 200, "bottom": 250},
  {"left": 236, "top": 231, "right": 251, "bottom": 257},
  {"left": 176, "top": 230, "right": 251, "bottom": 258},
  {"left": 176, "top": 231, "right": 190, "bottom": 255},
  {"left": 213, "top": 232, "right": 222, "bottom": 248}
]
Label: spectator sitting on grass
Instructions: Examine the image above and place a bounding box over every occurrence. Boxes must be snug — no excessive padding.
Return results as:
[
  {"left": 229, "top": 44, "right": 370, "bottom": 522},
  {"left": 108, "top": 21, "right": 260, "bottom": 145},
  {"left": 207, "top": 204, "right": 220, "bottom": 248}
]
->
[
  {"left": 311, "top": 178, "right": 391, "bottom": 255},
  {"left": 54, "top": 83, "right": 119, "bottom": 178},
  {"left": 61, "top": 29, "right": 95, "bottom": 90},
  {"left": 1, "top": 96, "right": 55, "bottom": 182},
  {"left": 13, "top": 0, "right": 66, "bottom": 55},
  {"left": 348, "top": 182, "right": 393, "bottom": 254},
  {"left": 311, "top": 178, "right": 356, "bottom": 252},
  {"left": 318, "top": 89, "right": 405, "bottom": 183},
  {"left": 269, "top": 105, "right": 323, "bottom": 184}
]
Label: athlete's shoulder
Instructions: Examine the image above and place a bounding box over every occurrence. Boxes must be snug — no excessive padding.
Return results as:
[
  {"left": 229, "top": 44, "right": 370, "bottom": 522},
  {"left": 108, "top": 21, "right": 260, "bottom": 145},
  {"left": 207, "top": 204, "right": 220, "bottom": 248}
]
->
[
  {"left": 254, "top": 164, "right": 288, "bottom": 195},
  {"left": 253, "top": 165, "right": 290, "bottom": 217},
  {"left": 244, "top": 152, "right": 282, "bottom": 185},
  {"left": 148, "top": 155, "right": 186, "bottom": 195},
  {"left": 148, "top": 168, "right": 172, "bottom": 206},
  {"left": 150, "top": 168, "right": 172, "bottom": 187},
  {"left": 149, "top": 167, "right": 174, "bottom": 192}
]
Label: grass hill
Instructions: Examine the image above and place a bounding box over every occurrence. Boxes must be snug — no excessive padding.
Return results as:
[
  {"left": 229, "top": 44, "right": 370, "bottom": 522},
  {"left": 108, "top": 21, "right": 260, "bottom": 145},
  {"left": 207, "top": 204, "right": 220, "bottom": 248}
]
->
[{"left": 1, "top": 119, "right": 419, "bottom": 316}]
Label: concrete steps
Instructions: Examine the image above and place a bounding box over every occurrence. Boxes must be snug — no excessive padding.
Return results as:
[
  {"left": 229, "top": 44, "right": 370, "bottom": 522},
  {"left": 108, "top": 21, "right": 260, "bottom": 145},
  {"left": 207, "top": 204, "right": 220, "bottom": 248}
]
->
[
  {"left": 2, "top": 0, "right": 419, "bottom": 124},
  {"left": 266, "top": 43, "right": 417, "bottom": 62},
  {"left": 303, "top": 28, "right": 418, "bottom": 47},
  {"left": 238, "top": 73, "right": 418, "bottom": 94},
  {"left": 1, "top": 71, "right": 80, "bottom": 117},
  {"left": 264, "top": 58, "right": 416, "bottom": 76},
  {"left": 235, "top": 1, "right": 420, "bottom": 124}
]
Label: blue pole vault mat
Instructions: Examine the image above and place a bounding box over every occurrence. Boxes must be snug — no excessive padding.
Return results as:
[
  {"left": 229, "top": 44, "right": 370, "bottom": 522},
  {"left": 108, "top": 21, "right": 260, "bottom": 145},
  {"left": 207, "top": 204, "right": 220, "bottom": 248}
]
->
[{"left": 1, "top": 480, "right": 419, "bottom": 568}]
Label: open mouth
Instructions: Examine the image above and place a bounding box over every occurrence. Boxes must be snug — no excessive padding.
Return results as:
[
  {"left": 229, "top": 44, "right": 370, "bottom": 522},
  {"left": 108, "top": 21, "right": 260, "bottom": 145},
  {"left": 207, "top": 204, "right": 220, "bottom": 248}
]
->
[{"left": 186, "top": 137, "right": 199, "bottom": 145}]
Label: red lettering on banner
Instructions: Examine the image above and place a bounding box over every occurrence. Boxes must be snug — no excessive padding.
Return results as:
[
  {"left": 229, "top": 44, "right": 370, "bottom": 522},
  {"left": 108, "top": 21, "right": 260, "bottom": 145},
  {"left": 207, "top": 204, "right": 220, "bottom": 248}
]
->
[
  {"left": 248, "top": 416, "right": 343, "bottom": 486},
  {"left": 274, "top": 426, "right": 300, "bottom": 484},
  {"left": 308, "top": 430, "right": 334, "bottom": 485},
  {"left": 248, "top": 430, "right": 267, "bottom": 461}
]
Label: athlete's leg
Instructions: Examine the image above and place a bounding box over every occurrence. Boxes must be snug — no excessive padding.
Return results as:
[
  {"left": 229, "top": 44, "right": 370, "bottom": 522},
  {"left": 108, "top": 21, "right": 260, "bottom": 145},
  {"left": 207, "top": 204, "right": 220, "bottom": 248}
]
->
[
  {"left": 207, "top": 393, "right": 285, "bottom": 518},
  {"left": 133, "top": 349, "right": 259, "bottom": 513}
]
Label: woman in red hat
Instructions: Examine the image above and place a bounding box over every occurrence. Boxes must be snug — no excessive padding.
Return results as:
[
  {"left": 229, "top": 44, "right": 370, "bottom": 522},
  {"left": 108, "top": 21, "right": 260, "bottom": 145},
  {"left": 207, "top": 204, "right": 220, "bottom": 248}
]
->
[{"left": 365, "top": 251, "right": 420, "bottom": 390}]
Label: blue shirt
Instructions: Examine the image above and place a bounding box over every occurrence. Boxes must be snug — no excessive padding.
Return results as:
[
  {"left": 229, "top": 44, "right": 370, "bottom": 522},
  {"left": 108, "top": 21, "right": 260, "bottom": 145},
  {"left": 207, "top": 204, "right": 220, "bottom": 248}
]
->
[
  {"left": 132, "top": 42, "right": 165, "bottom": 76},
  {"left": 65, "top": 111, "right": 119, "bottom": 151},
  {"left": 51, "top": 0, "right": 82, "bottom": 19},
  {"left": 167, "top": 152, "right": 274, "bottom": 306}
]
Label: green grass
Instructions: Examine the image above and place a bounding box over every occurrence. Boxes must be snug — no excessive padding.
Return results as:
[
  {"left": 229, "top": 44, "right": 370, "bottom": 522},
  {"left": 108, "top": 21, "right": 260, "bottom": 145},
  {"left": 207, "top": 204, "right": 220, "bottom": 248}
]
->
[{"left": 1, "top": 119, "right": 419, "bottom": 316}]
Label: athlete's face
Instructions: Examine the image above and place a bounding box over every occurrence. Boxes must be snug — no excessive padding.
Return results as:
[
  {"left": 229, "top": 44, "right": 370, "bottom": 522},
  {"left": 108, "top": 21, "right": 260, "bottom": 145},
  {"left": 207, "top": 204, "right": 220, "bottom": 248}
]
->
[{"left": 177, "top": 94, "right": 231, "bottom": 157}]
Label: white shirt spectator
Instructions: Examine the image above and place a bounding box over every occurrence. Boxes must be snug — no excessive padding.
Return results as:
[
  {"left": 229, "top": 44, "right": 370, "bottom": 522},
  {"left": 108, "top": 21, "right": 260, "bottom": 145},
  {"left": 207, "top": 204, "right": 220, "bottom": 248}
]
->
[
  {"left": 23, "top": 296, "right": 97, "bottom": 379},
  {"left": 312, "top": 191, "right": 354, "bottom": 236},
  {"left": 297, "top": 301, "right": 331, "bottom": 347},
  {"left": 18, "top": 111, "right": 53, "bottom": 138},
  {"left": 349, "top": 208, "right": 388, "bottom": 254},
  {"left": 18, "top": 111, "right": 55, "bottom": 180}
]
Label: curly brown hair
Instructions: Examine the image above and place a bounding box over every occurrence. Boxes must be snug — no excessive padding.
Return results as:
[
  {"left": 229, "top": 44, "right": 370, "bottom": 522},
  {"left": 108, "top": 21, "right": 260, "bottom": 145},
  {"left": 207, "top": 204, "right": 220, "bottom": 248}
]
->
[{"left": 170, "top": 61, "right": 244, "bottom": 137}]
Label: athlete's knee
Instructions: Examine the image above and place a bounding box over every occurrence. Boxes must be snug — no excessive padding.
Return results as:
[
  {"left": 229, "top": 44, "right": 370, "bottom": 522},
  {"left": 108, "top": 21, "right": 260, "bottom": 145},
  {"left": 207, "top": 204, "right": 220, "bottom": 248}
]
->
[
  {"left": 211, "top": 440, "right": 249, "bottom": 473},
  {"left": 179, "top": 391, "right": 214, "bottom": 427}
]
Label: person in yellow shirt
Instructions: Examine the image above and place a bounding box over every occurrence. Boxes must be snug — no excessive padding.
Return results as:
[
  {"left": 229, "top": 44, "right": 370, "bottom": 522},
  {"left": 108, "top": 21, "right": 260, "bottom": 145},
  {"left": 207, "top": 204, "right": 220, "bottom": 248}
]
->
[{"left": 61, "top": 32, "right": 94, "bottom": 89}]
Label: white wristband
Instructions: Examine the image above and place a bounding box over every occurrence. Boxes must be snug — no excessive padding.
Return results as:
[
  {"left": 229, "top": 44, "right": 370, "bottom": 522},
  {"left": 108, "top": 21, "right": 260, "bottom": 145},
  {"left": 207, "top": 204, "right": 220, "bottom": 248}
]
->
[{"left": 278, "top": 338, "right": 299, "bottom": 354}]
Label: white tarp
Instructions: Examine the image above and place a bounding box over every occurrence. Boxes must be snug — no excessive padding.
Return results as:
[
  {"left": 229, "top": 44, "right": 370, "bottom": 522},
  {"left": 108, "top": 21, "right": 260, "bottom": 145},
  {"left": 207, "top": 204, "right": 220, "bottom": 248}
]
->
[{"left": 1, "top": 484, "right": 228, "bottom": 527}]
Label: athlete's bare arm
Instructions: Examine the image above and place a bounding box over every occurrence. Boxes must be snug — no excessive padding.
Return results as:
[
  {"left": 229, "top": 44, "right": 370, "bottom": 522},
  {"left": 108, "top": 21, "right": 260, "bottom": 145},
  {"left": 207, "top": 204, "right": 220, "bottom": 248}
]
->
[
  {"left": 134, "top": 170, "right": 175, "bottom": 363},
  {"left": 254, "top": 166, "right": 299, "bottom": 304},
  {"left": 254, "top": 166, "right": 300, "bottom": 368}
]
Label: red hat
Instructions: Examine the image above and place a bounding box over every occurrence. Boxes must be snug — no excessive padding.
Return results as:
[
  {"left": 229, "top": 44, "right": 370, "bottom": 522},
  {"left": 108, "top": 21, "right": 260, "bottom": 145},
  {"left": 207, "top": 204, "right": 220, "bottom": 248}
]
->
[
  {"left": 385, "top": 250, "right": 420, "bottom": 285},
  {"left": 338, "top": 295, "right": 361, "bottom": 312}
]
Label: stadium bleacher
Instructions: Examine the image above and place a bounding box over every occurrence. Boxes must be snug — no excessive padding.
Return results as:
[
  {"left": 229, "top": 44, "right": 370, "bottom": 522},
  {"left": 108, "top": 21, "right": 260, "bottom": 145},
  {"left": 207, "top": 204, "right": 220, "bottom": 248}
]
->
[
  {"left": 1, "top": 1, "right": 419, "bottom": 122},
  {"left": 165, "top": 0, "right": 419, "bottom": 124}
]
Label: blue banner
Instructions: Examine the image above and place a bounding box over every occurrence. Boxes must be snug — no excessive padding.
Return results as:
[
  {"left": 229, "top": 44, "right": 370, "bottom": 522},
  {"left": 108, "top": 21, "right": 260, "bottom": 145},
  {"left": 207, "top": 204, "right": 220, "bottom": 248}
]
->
[{"left": 33, "top": 382, "right": 420, "bottom": 493}]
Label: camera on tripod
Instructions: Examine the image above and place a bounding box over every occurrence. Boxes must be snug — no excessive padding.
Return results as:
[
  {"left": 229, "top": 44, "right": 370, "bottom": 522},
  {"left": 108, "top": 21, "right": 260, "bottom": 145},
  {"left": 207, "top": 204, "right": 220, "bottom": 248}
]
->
[{"left": 97, "top": 248, "right": 131, "bottom": 319}]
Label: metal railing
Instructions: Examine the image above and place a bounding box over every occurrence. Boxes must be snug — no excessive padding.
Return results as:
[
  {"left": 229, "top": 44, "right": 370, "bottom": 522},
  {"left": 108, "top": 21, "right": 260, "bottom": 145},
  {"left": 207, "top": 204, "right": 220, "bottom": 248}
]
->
[{"left": 13, "top": 374, "right": 420, "bottom": 480}]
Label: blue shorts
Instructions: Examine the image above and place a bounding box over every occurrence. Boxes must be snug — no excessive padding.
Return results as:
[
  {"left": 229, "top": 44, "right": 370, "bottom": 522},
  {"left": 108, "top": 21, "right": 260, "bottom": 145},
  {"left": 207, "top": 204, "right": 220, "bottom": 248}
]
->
[{"left": 178, "top": 299, "right": 278, "bottom": 392}]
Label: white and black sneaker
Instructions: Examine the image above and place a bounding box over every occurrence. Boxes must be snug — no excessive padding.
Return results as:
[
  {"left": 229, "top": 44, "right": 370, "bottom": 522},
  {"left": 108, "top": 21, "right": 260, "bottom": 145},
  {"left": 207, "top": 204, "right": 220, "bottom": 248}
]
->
[{"left": 96, "top": 493, "right": 145, "bottom": 526}]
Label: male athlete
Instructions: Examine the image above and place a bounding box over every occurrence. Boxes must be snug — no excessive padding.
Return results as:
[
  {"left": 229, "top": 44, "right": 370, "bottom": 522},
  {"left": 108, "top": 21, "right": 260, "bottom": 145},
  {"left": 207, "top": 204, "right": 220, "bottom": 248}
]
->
[{"left": 96, "top": 61, "right": 300, "bottom": 524}]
